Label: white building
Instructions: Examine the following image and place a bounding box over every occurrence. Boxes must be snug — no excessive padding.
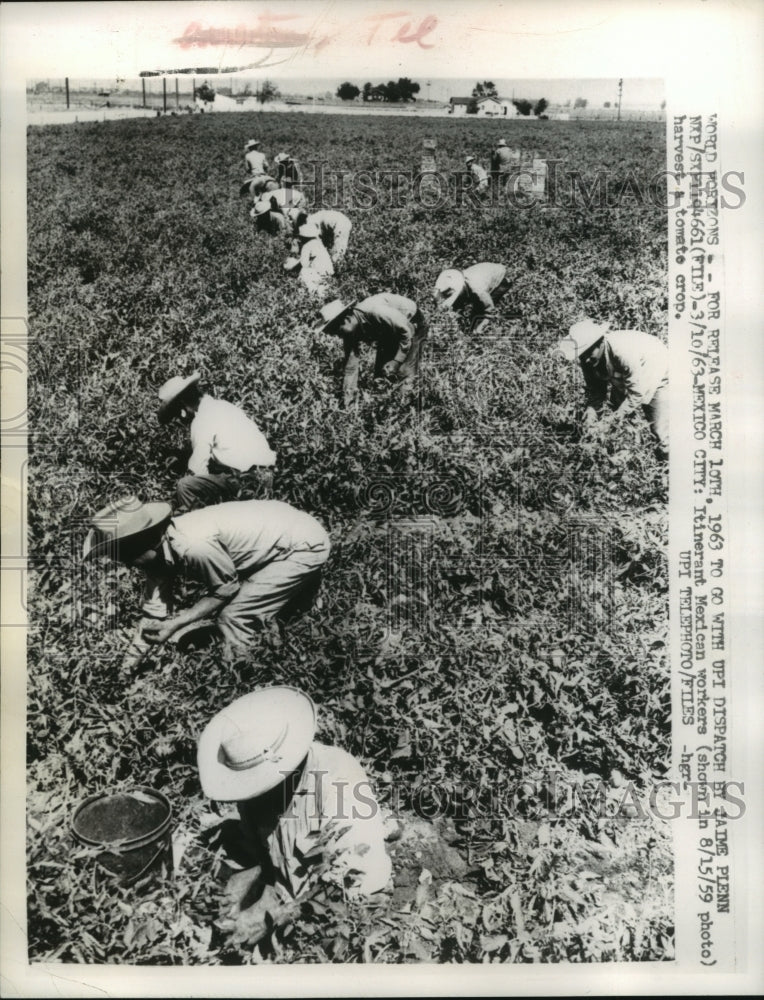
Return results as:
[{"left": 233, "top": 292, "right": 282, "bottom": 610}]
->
[{"left": 449, "top": 96, "right": 520, "bottom": 117}]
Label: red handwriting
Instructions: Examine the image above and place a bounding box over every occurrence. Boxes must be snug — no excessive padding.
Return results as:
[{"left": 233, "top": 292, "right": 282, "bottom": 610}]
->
[
  {"left": 173, "top": 11, "right": 438, "bottom": 52},
  {"left": 365, "top": 12, "right": 437, "bottom": 48},
  {"left": 174, "top": 19, "right": 312, "bottom": 50}
]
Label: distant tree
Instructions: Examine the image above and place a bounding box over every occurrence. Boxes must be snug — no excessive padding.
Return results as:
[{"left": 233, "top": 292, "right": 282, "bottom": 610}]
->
[
  {"left": 385, "top": 80, "right": 401, "bottom": 102},
  {"left": 397, "top": 77, "right": 420, "bottom": 101},
  {"left": 534, "top": 98, "right": 548, "bottom": 116},
  {"left": 362, "top": 82, "right": 373, "bottom": 102},
  {"left": 603, "top": 101, "right": 611, "bottom": 108},
  {"left": 472, "top": 80, "right": 498, "bottom": 99},
  {"left": 467, "top": 99, "right": 478, "bottom": 115},
  {"left": 512, "top": 99, "right": 533, "bottom": 116},
  {"left": 574, "top": 97, "right": 588, "bottom": 109},
  {"left": 660, "top": 99, "right": 666, "bottom": 110},
  {"left": 194, "top": 82, "right": 216, "bottom": 103},
  {"left": 258, "top": 79, "right": 281, "bottom": 104},
  {"left": 33, "top": 81, "right": 50, "bottom": 95},
  {"left": 337, "top": 82, "right": 360, "bottom": 101}
]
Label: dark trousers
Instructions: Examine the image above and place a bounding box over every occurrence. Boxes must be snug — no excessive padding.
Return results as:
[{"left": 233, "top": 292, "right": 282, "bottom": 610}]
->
[{"left": 176, "top": 465, "right": 274, "bottom": 511}]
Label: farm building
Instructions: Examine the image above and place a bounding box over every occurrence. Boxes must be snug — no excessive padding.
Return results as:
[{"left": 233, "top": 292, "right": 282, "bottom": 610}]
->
[
  {"left": 448, "top": 97, "right": 473, "bottom": 115},
  {"left": 448, "top": 96, "right": 520, "bottom": 117}
]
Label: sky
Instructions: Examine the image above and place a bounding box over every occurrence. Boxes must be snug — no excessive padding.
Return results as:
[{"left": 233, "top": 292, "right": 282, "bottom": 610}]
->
[{"left": 0, "top": 0, "right": 737, "bottom": 110}]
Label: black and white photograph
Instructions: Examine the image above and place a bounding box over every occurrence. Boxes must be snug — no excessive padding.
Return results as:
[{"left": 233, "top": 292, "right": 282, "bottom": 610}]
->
[{"left": 1, "top": 1, "right": 761, "bottom": 995}]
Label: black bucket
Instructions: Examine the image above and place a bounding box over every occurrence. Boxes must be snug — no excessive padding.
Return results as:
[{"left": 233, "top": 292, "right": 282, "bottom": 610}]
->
[{"left": 71, "top": 787, "right": 173, "bottom": 886}]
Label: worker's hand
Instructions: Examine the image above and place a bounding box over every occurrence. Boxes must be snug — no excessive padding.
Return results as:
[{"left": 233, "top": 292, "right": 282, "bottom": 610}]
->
[
  {"left": 218, "top": 882, "right": 300, "bottom": 946},
  {"left": 382, "top": 361, "right": 399, "bottom": 380},
  {"left": 142, "top": 619, "right": 177, "bottom": 645},
  {"left": 583, "top": 406, "right": 599, "bottom": 428}
]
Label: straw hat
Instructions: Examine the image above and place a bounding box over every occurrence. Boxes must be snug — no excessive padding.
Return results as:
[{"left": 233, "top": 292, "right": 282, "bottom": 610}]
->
[
  {"left": 315, "top": 298, "right": 357, "bottom": 333},
  {"left": 82, "top": 495, "right": 172, "bottom": 562},
  {"left": 465, "top": 156, "right": 475, "bottom": 164},
  {"left": 283, "top": 256, "right": 301, "bottom": 272},
  {"left": 298, "top": 222, "right": 320, "bottom": 240},
  {"left": 434, "top": 268, "right": 466, "bottom": 309},
  {"left": 158, "top": 371, "right": 201, "bottom": 424},
  {"left": 244, "top": 139, "right": 260, "bottom": 150},
  {"left": 197, "top": 686, "right": 317, "bottom": 801},
  {"left": 497, "top": 139, "right": 507, "bottom": 147},
  {"left": 252, "top": 200, "right": 272, "bottom": 217},
  {"left": 556, "top": 319, "right": 610, "bottom": 362}
]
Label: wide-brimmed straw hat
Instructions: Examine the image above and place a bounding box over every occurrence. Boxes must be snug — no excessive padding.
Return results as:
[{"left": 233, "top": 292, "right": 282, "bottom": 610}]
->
[
  {"left": 244, "top": 139, "right": 260, "bottom": 150},
  {"left": 158, "top": 372, "right": 201, "bottom": 424},
  {"left": 465, "top": 156, "right": 475, "bottom": 164},
  {"left": 283, "top": 256, "right": 301, "bottom": 272},
  {"left": 434, "top": 268, "right": 465, "bottom": 309},
  {"left": 298, "top": 222, "right": 320, "bottom": 240},
  {"left": 556, "top": 319, "right": 610, "bottom": 362},
  {"left": 315, "top": 298, "right": 357, "bottom": 333},
  {"left": 252, "top": 200, "right": 272, "bottom": 217},
  {"left": 82, "top": 495, "right": 172, "bottom": 562},
  {"left": 197, "top": 686, "right": 317, "bottom": 801},
  {"left": 497, "top": 139, "right": 507, "bottom": 147}
]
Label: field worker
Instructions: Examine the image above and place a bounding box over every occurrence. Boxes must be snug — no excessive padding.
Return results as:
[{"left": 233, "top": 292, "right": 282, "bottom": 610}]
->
[
  {"left": 433, "top": 263, "right": 510, "bottom": 334},
  {"left": 240, "top": 174, "right": 279, "bottom": 200},
  {"left": 285, "top": 222, "right": 334, "bottom": 299},
  {"left": 465, "top": 156, "right": 489, "bottom": 200},
  {"left": 555, "top": 319, "right": 669, "bottom": 457},
  {"left": 244, "top": 139, "right": 268, "bottom": 176},
  {"left": 83, "top": 497, "right": 331, "bottom": 650},
  {"left": 198, "top": 686, "right": 392, "bottom": 942},
  {"left": 158, "top": 372, "right": 276, "bottom": 510},
  {"left": 490, "top": 138, "right": 515, "bottom": 190},
  {"left": 275, "top": 153, "right": 302, "bottom": 189},
  {"left": 292, "top": 208, "right": 352, "bottom": 265},
  {"left": 317, "top": 294, "right": 427, "bottom": 408},
  {"left": 251, "top": 199, "right": 289, "bottom": 236}
]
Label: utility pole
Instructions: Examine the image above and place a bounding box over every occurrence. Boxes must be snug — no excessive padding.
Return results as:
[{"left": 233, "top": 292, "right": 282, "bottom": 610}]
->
[
  {"left": 175, "top": 77, "right": 179, "bottom": 110},
  {"left": 65, "top": 77, "right": 70, "bottom": 109},
  {"left": 142, "top": 78, "right": 146, "bottom": 108},
  {"left": 617, "top": 78, "right": 623, "bottom": 122},
  {"left": 162, "top": 77, "right": 167, "bottom": 113}
]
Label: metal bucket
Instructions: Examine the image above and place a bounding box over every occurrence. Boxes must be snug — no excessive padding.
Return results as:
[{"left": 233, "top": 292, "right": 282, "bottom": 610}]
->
[{"left": 71, "top": 787, "right": 173, "bottom": 886}]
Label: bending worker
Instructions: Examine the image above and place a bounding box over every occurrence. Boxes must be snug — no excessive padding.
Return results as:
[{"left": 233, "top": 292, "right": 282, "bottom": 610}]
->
[
  {"left": 244, "top": 139, "right": 268, "bottom": 176},
  {"left": 317, "top": 294, "right": 427, "bottom": 407},
  {"left": 157, "top": 372, "right": 276, "bottom": 510},
  {"left": 83, "top": 496, "right": 331, "bottom": 649},
  {"left": 198, "top": 686, "right": 392, "bottom": 944},
  {"left": 433, "top": 262, "right": 510, "bottom": 334},
  {"left": 291, "top": 208, "right": 352, "bottom": 265},
  {"left": 284, "top": 222, "right": 334, "bottom": 299},
  {"left": 555, "top": 318, "right": 669, "bottom": 458}
]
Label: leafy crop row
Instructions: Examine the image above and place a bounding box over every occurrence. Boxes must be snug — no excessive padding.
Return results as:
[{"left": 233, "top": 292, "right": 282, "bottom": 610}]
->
[{"left": 27, "top": 112, "right": 671, "bottom": 964}]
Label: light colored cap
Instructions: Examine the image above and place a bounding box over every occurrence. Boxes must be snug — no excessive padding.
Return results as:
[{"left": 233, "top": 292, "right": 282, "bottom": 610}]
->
[
  {"left": 197, "top": 686, "right": 317, "bottom": 801},
  {"left": 315, "top": 298, "right": 357, "bottom": 333},
  {"left": 82, "top": 495, "right": 172, "bottom": 562},
  {"left": 557, "top": 319, "right": 610, "bottom": 361},
  {"left": 158, "top": 371, "right": 201, "bottom": 423},
  {"left": 298, "top": 222, "right": 320, "bottom": 239},
  {"left": 434, "top": 268, "right": 465, "bottom": 309}
]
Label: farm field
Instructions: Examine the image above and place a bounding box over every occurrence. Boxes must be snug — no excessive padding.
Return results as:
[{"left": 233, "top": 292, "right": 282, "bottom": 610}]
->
[{"left": 27, "top": 111, "right": 671, "bottom": 964}]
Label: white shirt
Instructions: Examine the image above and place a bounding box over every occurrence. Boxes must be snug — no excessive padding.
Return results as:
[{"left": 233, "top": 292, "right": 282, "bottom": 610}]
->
[
  {"left": 188, "top": 395, "right": 276, "bottom": 475},
  {"left": 240, "top": 742, "right": 392, "bottom": 899},
  {"left": 244, "top": 149, "right": 268, "bottom": 174},
  {"left": 583, "top": 330, "right": 669, "bottom": 406}
]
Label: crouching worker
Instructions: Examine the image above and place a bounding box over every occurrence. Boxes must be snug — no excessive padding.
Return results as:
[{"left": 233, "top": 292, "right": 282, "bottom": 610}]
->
[
  {"left": 158, "top": 371, "right": 276, "bottom": 511},
  {"left": 198, "top": 686, "right": 392, "bottom": 944},
  {"left": 284, "top": 222, "right": 334, "bottom": 299},
  {"left": 317, "top": 295, "right": 427, "bottom": 408},
  {"left": 555, "top": 319, "right": 669, "bottom": 458},
  {"left": 433, "top": 263, "right": 510, "bottom": 334},
  {"left": 82, "top": 497, "right": 331, "bottom": 651}
]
